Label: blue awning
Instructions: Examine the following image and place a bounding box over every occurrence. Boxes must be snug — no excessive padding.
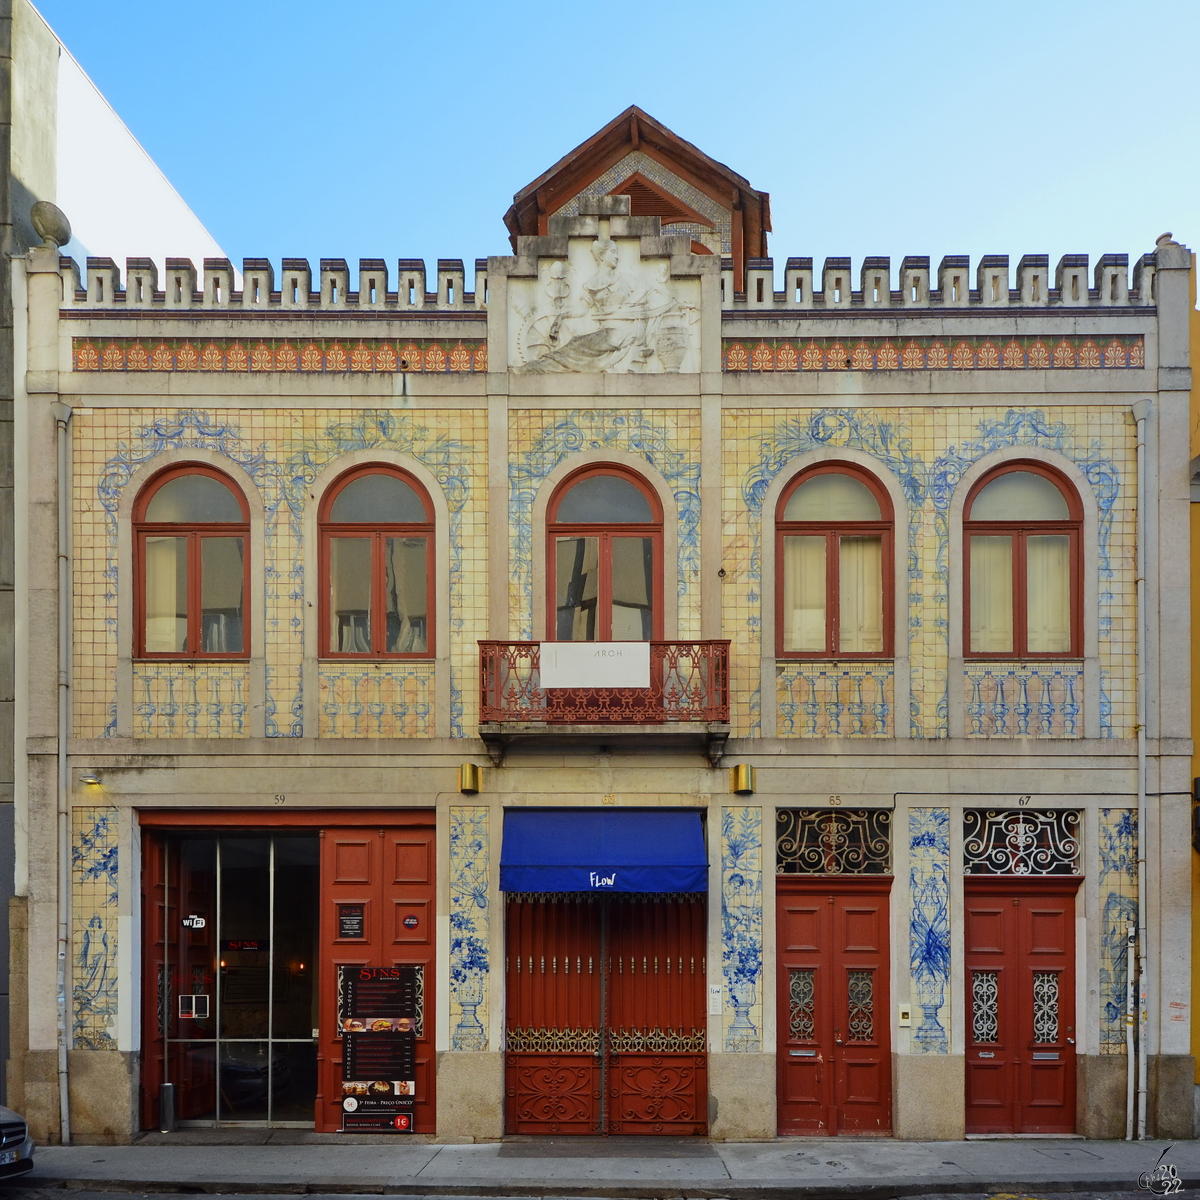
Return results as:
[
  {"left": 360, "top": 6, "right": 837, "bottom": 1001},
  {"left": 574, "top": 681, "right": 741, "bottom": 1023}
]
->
[{"left": 500, "top": 809, "right": 708, "bottom": 893}]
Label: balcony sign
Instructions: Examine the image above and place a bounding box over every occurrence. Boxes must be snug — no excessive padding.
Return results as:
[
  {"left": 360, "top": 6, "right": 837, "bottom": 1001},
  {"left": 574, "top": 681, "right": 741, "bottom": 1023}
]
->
[{"left": 539, "top": 641, "right": 650, "bottom": 689}]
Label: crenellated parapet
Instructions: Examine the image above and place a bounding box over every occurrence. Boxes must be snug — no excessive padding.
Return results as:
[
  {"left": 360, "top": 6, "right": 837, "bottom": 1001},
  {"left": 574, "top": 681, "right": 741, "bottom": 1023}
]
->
[
  {"left": 60, "top": 244, "right": 1161, "bottom": 317},
  {"left": 61, "top": 255, "right": 490, "bottom": 314},
  {"left": 726, "top": 250, "right": 1153, "bottom": 312}
]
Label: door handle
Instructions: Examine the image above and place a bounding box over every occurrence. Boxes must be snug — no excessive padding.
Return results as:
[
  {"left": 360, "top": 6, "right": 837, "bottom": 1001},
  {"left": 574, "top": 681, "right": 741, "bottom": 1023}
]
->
[
  {"left": 835, "top": 1038, "right": 843, "bottom": 1045},
  {"left": 1066, "top": 1038, "right": 1075, "bottom": 1045}
]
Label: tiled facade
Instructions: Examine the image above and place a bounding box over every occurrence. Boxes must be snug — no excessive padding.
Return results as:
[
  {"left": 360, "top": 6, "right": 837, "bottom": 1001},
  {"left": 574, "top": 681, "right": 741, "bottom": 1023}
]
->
[{"left": 13, "top": 143, "right": 1194, "bottom": 1146}]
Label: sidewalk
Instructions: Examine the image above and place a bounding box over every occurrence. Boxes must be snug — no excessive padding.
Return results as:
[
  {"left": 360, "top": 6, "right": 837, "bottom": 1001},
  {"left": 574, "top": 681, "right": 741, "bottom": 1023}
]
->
[{"left": 13, "top": 1135, "right": 1200, "bottom": 1197}]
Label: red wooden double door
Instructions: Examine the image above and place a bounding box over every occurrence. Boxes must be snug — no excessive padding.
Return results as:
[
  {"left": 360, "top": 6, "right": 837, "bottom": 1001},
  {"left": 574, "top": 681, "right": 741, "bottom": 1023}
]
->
[
  {"left": 505, "top": 893, "right": 707, "bottom": 1134},
  {"left": 776, "top": 878, "right": 893, "bottom": 1135},
  {"left": 965, "top": 878, "right": 1078, "bottom": 1134},
  {"left": 141, "top": 812, "right": 436, "bottom": 1132}
]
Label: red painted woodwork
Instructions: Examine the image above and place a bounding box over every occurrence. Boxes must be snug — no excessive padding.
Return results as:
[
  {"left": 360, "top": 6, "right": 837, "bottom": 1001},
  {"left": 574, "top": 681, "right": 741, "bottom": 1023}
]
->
[
  {"left": 504, "top": 894, "right": 707, "bottom": 1135},
  {"left": 776, "top": 877, "right": 893, "bottom": 1135},
  {"left": 140, "top": 834, "right": 218, "bottom": 1128},
  {"left": 317, "top": 822, "right": 436, "bottom": 1132},
  {"left": 133, "top": 464, "right": 250, "bottom": 661},
  {"left": 965, "top": 877, "right": 1079, "bottom": 1134},
  {"left": 774, "top": 463, "right": 895, "bottom": 660},
  {"left": 479, "top": 640, "right": 730, "bottom": 725},
  {"left": 318, "top": 464, "right": 435, "bottom": 660},
  {"left": 140, "top": 811, "right": 435, "bottom": 1132},
  {"left": 963, "top": 461, "right": 1083, "bottom": 659},
  {"left": 546, "top": 465, "right": 664, "bottom": 644},
  {"left": 503, "top": 105, "right": 770, "bottom": 289}
]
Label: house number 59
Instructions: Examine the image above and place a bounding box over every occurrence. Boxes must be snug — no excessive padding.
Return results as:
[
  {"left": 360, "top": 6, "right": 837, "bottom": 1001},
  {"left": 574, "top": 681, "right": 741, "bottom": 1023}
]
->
[{"left": 274, "top": 794, "right": 286, "bottom": 805}]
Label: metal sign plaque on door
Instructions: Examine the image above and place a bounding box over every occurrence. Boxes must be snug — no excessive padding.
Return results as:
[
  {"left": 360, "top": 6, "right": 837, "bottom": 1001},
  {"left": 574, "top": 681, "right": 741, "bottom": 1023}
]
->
[{"left": 340, "top": 966, "right": 419, "bottom": 1132}]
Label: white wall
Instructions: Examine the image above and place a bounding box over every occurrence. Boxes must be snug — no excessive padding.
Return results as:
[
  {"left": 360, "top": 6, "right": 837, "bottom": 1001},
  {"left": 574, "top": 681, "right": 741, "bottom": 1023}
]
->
[{"left": 37, "top": 3, "right": 227, "bottom": 274}]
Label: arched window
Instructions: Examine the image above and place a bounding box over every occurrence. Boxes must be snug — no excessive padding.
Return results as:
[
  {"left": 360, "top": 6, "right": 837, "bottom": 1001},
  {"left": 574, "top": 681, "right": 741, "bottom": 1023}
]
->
[
  {"left": 775, "top": 466, "right": 893, "bottom": 658},
  {"left": 964, "top": 464, "right": 1081, "bottom": 657},
  {"left": 134, "top": 466, "right": 250, "bottom": 658},
  {"left": 319, "top": 466, "right": 434, "bottom": 657},
  {"left": 547, "top": 466, "right": 663, "bottom": 641}
]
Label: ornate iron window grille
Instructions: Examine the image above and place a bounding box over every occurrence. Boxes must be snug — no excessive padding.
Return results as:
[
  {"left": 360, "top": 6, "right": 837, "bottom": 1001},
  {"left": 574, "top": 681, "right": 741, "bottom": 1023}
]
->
[
  {"left": 972, "top": 971, "right": 999, "bottom": 1043},
  {"left": 962, "top": 809, "right": 1081, "bottom": 875},
  {"left": 847, "top": 970, "right": 874, "bottom": 1041},
  {"left": 777, "top": 808, "right": 891, "bottom": 874},
  {"left": 1033, "top": 972, "right": 1059, "bottom": 1043},
  {"left": 789, "top": 968, "right": 815, "bottom": 1041}
]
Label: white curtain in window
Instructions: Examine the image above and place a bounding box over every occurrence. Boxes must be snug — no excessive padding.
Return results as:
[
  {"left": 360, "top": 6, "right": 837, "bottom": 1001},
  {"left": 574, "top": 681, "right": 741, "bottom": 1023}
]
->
[
  {"left": 782, "top": 536, "right": 826, "bottom": 652},
  {"left": 145, "top": 535, "right": 187, "bottom": 653},
  {"left": 330, "top": 537, "right": 372, "bottom": 653},
  {"left": 970, "top": 535, "right": 1013, "bottom": 653},
  {"left": 1026, "top": 534, "right": 1071, "bottom": 653},
  {"left": 839, "top": 536, "right": 883, "bottom": 653}
]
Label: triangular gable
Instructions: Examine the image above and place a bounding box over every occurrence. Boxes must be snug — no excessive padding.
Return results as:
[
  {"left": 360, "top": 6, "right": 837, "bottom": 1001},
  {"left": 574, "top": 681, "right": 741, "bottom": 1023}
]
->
[{"left": 503, "top": 105, "right": 769, "bottom": 286}]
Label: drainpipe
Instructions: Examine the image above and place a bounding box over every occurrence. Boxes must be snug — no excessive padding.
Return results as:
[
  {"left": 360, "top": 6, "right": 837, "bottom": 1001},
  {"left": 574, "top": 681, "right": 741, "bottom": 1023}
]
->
[
  {"left": 1132, "top": 397, "right": 1152, "bottom": 1140},
  {"left": 1125, "top": 920, "right": 1136, "bottom": 1138},
  {"left": 50, "top": 400, "right": 72, "bottom": 1146}
]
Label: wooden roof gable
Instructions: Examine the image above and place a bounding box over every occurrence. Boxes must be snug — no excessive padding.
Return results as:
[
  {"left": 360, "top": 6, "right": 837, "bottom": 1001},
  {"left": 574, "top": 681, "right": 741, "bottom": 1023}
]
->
[{"left": 503, "top": 105, "right": 770, "bottom": 286}]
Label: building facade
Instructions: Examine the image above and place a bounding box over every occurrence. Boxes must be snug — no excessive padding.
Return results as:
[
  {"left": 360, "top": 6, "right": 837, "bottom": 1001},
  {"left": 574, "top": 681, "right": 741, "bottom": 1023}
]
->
[
  {"left": 8, "top": 108, "right": 1194, "bottom": 1142},
  {"left": 1, "top": 0, "right": 225, "bottom": 1113}
]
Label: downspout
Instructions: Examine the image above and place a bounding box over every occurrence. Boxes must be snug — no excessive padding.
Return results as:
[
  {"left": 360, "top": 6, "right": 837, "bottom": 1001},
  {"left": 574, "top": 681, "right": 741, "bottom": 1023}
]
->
[
  {"left": 51, "top": 400, "right": 72, "bottom": 1146},
  {"left": 1133, "top": 397, "right": 1152, "bottom": 1140},
  {"left": 1125, "top": 920, "right": 1136, "bottom": 1138}
]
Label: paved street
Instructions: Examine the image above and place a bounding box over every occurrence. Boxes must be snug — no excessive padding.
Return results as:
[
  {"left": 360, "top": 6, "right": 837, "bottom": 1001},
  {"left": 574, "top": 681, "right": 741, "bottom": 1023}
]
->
[{"left": 3, "top": 1137, "right": 1196, "bottom": 1197}]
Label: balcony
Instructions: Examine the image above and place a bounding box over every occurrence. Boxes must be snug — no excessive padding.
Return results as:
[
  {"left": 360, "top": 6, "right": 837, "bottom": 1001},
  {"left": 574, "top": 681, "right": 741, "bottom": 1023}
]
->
[{"left": 478, "top": 641, "right": 731, "bottom": 766}]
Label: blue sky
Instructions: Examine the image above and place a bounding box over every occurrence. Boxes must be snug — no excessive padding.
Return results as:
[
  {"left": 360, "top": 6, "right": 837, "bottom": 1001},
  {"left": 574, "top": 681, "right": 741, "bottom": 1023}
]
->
[{"left": 37, "top": 0, "right": 1200, "bottom": 282}]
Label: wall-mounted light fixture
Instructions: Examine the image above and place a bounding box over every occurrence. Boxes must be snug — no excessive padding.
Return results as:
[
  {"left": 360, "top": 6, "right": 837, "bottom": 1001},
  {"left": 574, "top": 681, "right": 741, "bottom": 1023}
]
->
[
  {"left": 458, "top": 763, "right": 482, "bottom": 794},
  {"left": 729, "top": 764, "right": 756, "bottom": 795},
  {"left": 79, "top": 772, "right": 102, "bottom": 787}
]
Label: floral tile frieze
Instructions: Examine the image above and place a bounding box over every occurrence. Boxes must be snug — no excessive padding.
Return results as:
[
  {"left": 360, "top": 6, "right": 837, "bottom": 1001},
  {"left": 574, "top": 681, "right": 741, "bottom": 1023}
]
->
[
  {"left": 73, "top": 338, "right": 487, "bottom": 373},
  {"left": 723, "top": 334, "right": 1144, "bottom": 372}
]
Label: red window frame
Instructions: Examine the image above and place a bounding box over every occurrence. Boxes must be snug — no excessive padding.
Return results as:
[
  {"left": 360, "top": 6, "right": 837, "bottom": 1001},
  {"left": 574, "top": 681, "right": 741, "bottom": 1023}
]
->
[
  {"left": 318, "top": 464, "right": 436, "bottom": 659},
  {"left": 963, "top": 461, "right": 1082, "bottom": 659},
  {"left": 545, "top": 465, "right": 664, "bottom": 641},
  {"left": 133, "top": 464, "right": 251, "bottom": 661},
  {"left": 774, "top": 464, "right": 894, "bottom": 659}
]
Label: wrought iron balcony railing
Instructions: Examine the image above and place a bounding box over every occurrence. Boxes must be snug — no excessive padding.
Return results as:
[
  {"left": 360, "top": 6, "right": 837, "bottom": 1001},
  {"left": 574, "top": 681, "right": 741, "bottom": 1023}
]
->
[{"left": 478, "top": 641, "right": 730, "bottom": 726}]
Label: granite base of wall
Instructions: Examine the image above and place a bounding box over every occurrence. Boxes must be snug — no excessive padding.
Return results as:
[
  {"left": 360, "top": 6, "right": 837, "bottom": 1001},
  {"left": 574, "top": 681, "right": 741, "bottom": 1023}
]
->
[
  {"left": 893, "top": 1054, "right": 964, "bottom": 1140},
  {"left": 708, "top": 1052, "right": 775, "bottom": 1139},
  {"left": 14, "top": 1049, "right": 59, "bottom": 1144},
  {"left": 435, "top": 1051, "right": 503, "bottom": 1141},
  {"left": 67, "top": 1050, "right": 138, "bottom": 1144},
  {"left": 1078, "top": 1054, "right": 1128, "bottom": 1138},
  {"left": 1150, "top": 1054, "right": 1196, "bottom": 1140}
]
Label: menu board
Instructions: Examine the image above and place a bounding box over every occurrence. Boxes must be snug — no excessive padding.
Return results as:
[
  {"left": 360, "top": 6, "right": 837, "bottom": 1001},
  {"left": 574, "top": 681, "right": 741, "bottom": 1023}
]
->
[{"left": 340, "top": 966, "right": 419, "bottom": 1133}]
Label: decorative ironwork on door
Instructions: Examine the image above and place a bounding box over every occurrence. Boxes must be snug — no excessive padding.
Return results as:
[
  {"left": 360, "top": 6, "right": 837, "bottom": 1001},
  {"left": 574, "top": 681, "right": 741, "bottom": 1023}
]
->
[
  {"left": 963, "top": 810, "right": 1080, "bottom": 875},
  {"left": 776, "top": 809, "right": 891, "bottom": 874},
  {"left": 1033, "top": 972, "right": 1059, "bottom": 1043},
  {"left": 789, "top": 968, "right": 815, "bottom": 1040},
  {"left": 972, "top": 971, "right": 999, "bottom": 1043},
  {"left": 846, "top": 971, "right": 874, "bottom": 1041}
]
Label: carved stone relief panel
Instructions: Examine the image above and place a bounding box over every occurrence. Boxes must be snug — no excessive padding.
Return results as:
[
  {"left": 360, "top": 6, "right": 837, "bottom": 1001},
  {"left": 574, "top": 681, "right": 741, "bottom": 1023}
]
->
[{"left": 509, "top": 236, "right": 701, "bottom": 374}]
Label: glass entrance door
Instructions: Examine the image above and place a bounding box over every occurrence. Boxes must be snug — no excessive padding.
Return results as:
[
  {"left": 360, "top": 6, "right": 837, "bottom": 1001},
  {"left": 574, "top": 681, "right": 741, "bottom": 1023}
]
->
[{"left": 152, "top": 833, "right": 319, "bottom": 1126}]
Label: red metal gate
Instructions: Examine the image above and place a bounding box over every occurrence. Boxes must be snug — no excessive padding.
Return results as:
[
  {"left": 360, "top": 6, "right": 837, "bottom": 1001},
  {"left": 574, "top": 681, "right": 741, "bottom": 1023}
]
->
[{"left": 504, "top": 893, "right": 707, "bottom": 1134}]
